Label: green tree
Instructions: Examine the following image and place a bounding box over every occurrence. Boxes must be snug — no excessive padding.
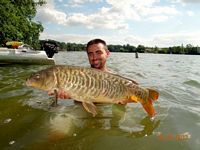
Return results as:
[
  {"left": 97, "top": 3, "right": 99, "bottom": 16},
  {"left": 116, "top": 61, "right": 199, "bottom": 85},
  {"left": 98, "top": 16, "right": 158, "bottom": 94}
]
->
[
  {"left": 185, "top": 44, "right": 197, "bottom": 54},
  {"left": 171, "top": 46, "right": 181, "bottom": 54},
  {"left": 136, "top": 45, "right": 145, "bottom": 53},
  {"left": 0, "top": 0, "right": 45, "bottom": 48}
]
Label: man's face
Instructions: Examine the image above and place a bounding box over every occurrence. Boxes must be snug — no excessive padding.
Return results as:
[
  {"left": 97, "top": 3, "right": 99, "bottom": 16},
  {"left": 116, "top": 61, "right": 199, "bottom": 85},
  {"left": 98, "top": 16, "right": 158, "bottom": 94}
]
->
[{"left": 87, "top": 43, "right": 109, "bottom": 69}]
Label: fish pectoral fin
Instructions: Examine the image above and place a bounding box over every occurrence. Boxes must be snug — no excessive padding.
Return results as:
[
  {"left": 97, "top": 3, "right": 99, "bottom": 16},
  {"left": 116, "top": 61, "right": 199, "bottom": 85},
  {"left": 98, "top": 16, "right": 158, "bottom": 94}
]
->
[
  {"left": 129, "top": 95, "right": 138, "bottom": 103},
  {"left": 82, "top": 102, "right": 97, "bottom": 117}
]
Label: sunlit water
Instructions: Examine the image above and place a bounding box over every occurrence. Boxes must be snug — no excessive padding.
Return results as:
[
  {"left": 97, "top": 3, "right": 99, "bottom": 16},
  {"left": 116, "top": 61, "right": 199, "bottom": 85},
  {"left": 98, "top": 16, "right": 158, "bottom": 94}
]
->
[{"left": 0, "top": 52, "right": 200, "bottom": 150}]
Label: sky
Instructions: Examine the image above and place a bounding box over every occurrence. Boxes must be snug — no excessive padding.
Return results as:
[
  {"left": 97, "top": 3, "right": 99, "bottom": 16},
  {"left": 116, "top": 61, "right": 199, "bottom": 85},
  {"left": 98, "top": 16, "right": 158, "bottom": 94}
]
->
[{"left": 35, "top": 0, "right": 200, "bottom": 47}]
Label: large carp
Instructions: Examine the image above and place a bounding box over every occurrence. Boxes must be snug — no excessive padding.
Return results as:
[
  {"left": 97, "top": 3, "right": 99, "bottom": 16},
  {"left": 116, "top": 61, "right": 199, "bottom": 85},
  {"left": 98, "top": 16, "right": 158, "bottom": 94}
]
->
[{"left": 26, "top": 65, "right": 159, "bottom": 117}]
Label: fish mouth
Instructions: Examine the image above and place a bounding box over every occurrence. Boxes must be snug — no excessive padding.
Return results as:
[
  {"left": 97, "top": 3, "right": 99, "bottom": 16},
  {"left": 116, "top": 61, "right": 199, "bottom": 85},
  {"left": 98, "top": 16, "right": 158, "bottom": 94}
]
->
[{"left": 26, "top": 79, "right": 32, "bottom": 87}]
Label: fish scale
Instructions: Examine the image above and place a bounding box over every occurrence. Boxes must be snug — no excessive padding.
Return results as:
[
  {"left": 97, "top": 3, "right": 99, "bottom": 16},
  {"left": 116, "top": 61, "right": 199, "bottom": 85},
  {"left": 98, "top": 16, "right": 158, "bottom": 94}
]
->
[{"left": 26, "top": 65, "right": 159, "bottom": 117}]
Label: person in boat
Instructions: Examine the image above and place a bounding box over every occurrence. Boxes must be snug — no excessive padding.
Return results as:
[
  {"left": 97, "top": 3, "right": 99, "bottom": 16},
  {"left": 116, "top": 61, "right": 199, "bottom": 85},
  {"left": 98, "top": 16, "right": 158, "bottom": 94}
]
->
[
  {"left": 49, "top": 38, "right": 138, "bottom": 99},
  {"left": 42, "top": 41, "right": 59, "bottom": 58}
]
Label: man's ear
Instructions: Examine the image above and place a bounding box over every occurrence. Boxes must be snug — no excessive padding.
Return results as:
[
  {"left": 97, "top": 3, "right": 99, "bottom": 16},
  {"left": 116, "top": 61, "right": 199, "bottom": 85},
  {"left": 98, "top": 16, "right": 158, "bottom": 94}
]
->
[{"left": 106, "top": 49, "right": 110, "bottom": 56}]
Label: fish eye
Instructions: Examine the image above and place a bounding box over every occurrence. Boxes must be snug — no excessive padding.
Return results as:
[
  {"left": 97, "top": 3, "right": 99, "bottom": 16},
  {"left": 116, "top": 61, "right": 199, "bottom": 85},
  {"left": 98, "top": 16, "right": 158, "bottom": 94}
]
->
[{"left": 35, "top": 74, "right": 40, "bottom": 79}]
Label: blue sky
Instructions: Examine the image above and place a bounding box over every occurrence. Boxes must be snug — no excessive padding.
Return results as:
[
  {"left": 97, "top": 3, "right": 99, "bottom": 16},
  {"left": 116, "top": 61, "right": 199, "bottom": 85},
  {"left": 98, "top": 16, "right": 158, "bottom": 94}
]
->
[{"left": 35, "top": 0, "right": 200, "bottom": 47}]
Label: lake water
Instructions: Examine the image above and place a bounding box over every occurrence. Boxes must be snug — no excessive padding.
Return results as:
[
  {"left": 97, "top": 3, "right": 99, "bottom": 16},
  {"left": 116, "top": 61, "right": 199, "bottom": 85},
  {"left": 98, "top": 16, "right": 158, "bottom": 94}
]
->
[{"left": 0, "top": 52, "right": 200, "bottom": 150}]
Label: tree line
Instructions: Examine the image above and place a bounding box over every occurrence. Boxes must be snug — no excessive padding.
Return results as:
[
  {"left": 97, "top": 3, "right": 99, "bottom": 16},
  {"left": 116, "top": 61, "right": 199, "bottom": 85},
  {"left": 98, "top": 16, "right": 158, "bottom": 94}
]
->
[{"left": 41, "top": 39, "right": 200, "bottom": 55}]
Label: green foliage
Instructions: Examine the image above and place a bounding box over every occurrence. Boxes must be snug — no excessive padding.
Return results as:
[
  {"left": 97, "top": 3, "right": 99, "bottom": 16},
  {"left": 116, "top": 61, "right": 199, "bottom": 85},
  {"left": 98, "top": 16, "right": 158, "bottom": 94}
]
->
[
  {"left": 136, "top": 45, "right": 145, "bottom": 53},
  {"left": 185, "top": 44, "right": 198, "bottom": 54},
  {"left": 39, "top": 39, "right": 199, "bottom": 55},
  {"left": 107, "top": 44, "right": 136, "bottom": 52},
  {"left": 0, "top": 0, "right": 45, "bottom": 48},
  {"left": 39, "top": 40, "right": 138, "bottom": 52},
  {"left": 167, "top": 44, "right": 199, "bottom": 55}
]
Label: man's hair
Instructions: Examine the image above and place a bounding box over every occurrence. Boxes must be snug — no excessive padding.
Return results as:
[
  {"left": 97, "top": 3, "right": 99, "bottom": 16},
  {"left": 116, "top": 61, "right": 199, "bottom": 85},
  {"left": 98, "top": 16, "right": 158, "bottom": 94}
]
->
[{"left": 86, "top": 39, "right": 107, "bottom": 51}]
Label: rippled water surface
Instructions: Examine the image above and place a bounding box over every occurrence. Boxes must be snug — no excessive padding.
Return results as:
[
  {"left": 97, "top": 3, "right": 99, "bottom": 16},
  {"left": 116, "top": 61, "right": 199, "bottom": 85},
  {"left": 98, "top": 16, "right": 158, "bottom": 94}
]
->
[{"left": 0, "top": 52, "right": 200, "bottom": 150}]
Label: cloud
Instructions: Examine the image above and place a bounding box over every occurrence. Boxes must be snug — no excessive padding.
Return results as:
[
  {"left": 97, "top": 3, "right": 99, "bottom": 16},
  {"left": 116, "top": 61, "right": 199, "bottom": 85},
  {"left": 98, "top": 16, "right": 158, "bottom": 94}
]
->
[
  {"left": 36, "top": 0, "right": 130, "bottom": 30},
  {"left": 65, "top": 13, "right": 89, "bottom": 26},
  {"left": 150, "top": 32, "right": 200, "bottom": 47},
  {"left": 186, "top": 11, "right": 195, "bottom": 16},
  {"left": 148, "top": 15, "right": 169, "bottom": 22},
  {"left": 123, "top": 32, "right": 200, "bottom": 47},
  {"left": 106, "top": 0, "right": 157, "bottom": 7},
  {"left": 36, "top": 0, "right": 181, "bottom": 31},
  {"left": 139, "top": 6, "right": 180, "bottom": 16},
  {"left": 65, "top": 0, "right": 102, "bottom": 7},
  {"left": 170, "top": 0, "right": 200, "bottom": 3},
  {"left": 106, "top": 0, "right": 180, "bottom": 17},
  {"left": 36, "top": 0, "right": 67, "bottom": 25},
  {"left": 132, "top": 3, "right": 180, "bottom": 22},
  {"left": 40, "top": 32, "right": 109, "bottom": 44}
]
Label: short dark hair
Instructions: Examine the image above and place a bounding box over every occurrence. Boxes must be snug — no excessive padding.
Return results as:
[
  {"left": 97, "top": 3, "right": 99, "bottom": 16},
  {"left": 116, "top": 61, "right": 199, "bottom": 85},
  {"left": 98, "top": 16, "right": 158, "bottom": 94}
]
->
[{"left": 86, "top": 39, "right": 107, "bottom": 51}]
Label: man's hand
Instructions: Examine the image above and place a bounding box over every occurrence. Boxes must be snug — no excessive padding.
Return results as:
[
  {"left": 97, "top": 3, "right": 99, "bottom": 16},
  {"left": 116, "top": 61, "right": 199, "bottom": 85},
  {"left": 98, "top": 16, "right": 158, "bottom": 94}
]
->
[{"left": 48, "top": 90, "right": 71, "bottom": 99}]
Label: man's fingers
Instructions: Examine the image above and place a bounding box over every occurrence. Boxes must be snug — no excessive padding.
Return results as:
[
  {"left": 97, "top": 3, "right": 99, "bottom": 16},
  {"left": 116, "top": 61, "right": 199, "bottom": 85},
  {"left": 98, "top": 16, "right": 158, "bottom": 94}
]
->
[
  {"left": 58, "top": 91, "right": 70, "bottom": 99},
  {"left": 48, "top": 90, "right": 70, "bottom": 99}
]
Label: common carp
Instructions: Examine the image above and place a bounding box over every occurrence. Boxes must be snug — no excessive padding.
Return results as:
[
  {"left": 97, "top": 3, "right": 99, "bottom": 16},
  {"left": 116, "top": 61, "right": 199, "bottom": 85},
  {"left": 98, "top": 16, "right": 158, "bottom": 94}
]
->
[{"left": 26, "top": 65, "right": 159, "bottom": 117}]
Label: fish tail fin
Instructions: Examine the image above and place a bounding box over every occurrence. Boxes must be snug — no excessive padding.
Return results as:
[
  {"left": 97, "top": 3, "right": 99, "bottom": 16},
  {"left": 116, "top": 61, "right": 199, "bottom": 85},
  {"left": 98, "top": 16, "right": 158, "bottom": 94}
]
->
[
  {"left": 140, "top": 89, "right": 159, "bottom": 117},
  {"left": 148, "top": 88, "right": 159, "bottom": 102}
]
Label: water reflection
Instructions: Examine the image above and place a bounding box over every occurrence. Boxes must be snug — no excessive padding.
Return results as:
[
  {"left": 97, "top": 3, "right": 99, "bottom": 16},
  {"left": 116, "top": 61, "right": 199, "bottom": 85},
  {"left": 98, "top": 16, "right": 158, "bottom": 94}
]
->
[
  {"left": 128, "top": 116, "right": 160, "bottom": 138},
  {"left": 47, "top": 102, "right": 160, "bottom": 141}
]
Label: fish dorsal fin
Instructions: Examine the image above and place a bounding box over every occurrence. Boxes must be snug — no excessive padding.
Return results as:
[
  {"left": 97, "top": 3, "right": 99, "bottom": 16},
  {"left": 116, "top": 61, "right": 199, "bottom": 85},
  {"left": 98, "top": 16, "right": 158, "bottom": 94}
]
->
[{"left": 82, "top": 102, "right": 97, "bottom": 117}]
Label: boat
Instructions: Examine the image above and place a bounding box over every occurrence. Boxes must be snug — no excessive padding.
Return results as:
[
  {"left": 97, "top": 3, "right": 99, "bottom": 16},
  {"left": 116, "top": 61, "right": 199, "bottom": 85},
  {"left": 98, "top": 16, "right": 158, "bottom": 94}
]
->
[
  {"left": 6, "top": 41, "right": 23, "bottom": 49},
  {"left": 0, "top": 47, "right": 55, "bottom": 65},
  {"left": 0, "top": 45, "right": 55, "bottom": 65}
]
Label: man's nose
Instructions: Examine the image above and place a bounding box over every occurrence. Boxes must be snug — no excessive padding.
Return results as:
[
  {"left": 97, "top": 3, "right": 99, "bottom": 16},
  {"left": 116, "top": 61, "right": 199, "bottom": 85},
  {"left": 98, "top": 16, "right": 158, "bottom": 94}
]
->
[{"left": 92, "top": 53, "right": 98, "bottom": 60}]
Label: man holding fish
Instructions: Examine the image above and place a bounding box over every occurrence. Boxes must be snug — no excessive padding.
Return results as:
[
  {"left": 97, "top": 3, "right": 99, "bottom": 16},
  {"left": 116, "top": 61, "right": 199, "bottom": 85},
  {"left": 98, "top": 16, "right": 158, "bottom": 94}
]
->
[
  {"left": 26, "top": 39, "right": 159, "bottom": 117},
  {"left": 50, "top": 39, "right": 138, "bottom": 99},
  {"left": 53, "top": 39, "right": 114, "bottom": 99}
]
